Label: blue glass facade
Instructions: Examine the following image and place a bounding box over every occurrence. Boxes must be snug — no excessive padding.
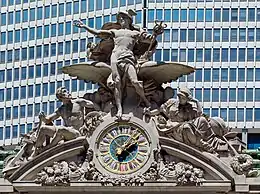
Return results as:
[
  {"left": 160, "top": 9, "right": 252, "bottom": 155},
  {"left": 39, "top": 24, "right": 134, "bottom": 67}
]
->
[{"left": 0, "top": 0, "right": 259, "bottom": 147}]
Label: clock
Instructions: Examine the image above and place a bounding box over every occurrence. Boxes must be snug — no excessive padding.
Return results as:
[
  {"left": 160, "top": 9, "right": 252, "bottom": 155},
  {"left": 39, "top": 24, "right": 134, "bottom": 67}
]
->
[{"left": 89, "top": 115, "right": 159, "bottom": 176}]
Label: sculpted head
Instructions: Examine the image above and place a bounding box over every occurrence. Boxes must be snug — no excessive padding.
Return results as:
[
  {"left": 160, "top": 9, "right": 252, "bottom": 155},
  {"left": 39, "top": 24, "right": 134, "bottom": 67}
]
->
[
  {"left": 116, "top": 10, "right": 136, "bottom": 29},
  {"left": 56, "top": 87, "right": 72, "bottom": 102},
  {"left": 177, "top": 87, "right": 192, "bottom": 105}
]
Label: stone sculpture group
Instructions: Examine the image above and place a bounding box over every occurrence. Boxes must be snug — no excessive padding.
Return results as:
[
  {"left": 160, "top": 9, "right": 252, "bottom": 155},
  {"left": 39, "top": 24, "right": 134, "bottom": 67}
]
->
[{"left": 3, "top": 9, "right": 259, "bottom": 188}]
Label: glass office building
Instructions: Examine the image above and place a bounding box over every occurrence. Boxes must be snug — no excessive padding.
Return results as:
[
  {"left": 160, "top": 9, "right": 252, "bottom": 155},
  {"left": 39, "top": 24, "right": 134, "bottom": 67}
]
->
[{"left": 0, "top": 0, "right": 259, "bottom": 148}]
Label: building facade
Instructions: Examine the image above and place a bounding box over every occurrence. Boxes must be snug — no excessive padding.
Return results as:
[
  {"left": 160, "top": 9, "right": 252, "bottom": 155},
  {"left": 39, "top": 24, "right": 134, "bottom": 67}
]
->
[{"left": 0, "top": 0, "right": 259, "bottom": 148}]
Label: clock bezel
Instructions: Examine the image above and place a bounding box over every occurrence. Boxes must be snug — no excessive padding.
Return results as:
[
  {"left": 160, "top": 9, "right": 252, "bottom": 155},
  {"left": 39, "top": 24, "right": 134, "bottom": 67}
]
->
[{"left": 88, "top": 115, "right": 159, "bottom": 178}]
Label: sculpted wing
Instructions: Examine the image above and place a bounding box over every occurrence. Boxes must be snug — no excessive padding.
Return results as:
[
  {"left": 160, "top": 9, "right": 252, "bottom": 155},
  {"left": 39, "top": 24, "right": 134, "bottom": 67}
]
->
[
  {"left": 62, "top": 62, "right": 111, "bottom": 84},
  {"left": 138, "top": 61, "right": 195, "bottom": 85}
]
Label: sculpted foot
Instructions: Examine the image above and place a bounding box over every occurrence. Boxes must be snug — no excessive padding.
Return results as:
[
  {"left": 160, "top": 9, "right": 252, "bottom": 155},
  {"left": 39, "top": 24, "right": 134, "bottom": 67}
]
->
[{"left": 116, "top": 109, "right": 123, "bottom": 120}]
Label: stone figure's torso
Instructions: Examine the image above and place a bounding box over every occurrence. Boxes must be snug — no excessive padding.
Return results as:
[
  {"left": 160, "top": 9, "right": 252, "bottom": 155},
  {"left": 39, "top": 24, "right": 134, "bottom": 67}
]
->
[{"left": 57, "top": 100, "right": 84, "bottom": 130}]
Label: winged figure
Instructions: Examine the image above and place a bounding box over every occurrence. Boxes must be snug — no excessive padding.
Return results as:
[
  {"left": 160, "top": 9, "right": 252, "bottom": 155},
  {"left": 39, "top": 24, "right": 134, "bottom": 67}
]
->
[{"left": 64, "top": 10, "right": 194, "bottom": 118}]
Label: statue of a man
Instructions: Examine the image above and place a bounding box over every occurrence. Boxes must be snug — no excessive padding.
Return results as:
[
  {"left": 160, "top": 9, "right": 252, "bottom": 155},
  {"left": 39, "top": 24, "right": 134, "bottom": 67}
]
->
[
  {"left": 29, "top": 87, "right": 94, "bottom": 159},
  {"left": 74, "top": 10, "right": 152, "bottom": 118}
]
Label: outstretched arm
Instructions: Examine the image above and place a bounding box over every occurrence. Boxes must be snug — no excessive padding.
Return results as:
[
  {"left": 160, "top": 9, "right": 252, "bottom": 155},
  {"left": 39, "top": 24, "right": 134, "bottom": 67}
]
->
[
  {"left": 39, "top": 111, "right": 60, "bottom": 125},
  {"left": 74, "top": 20, "right": 112, "bottom": 39}
]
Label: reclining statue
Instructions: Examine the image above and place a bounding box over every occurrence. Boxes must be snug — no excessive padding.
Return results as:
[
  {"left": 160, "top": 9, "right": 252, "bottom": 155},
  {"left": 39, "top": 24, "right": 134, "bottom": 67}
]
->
[
  {"left": 156, "top": 87, "right": 225, "bottom": 152},
  {"left": 29, "top": 87, "right": 94, "bottom": 159}
]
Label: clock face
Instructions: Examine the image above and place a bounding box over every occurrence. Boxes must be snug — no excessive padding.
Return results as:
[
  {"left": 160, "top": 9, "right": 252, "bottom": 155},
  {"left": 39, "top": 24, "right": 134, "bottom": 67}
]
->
[{"left": 96, "top": 124, "right": 151, "bottom": 175}]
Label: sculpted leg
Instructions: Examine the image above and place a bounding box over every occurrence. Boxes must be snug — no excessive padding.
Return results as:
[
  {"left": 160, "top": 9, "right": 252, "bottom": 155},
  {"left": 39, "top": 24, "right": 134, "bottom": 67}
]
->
[
  {"left": 127, "top": 65, "right": 151, "bottom": 107},
  {"left": 111, "top": 60, "right": 122, "bottom": 118}
]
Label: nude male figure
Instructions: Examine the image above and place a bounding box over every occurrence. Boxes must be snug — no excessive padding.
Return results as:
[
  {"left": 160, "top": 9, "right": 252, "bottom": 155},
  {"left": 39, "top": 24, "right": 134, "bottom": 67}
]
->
[
  {"left": 29, "top": 87, "right": 94, "bottom": 159},
  {"left": 75, "top": 11, "right": 151, "bottom": 118}
]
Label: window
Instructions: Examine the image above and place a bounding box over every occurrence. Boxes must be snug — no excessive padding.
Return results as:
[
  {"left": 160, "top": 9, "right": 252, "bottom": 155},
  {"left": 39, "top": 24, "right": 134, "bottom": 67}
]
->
[
  {"left": 205, "top": 9, "right": 212, "bottom": 22},
  {"left": 52, "top": 4, "right": 57, "bottom": 17},
  {"left": 213, "top": 29, "right": 220, "bottom": 42},
  {"left": 238, "top": 68, "right": 245, "bottom": 82},
  {"left": 189, "top": 9, "right": 195, "bottom": 22},
  {"left": 203, "top": 88, "right": 210, "bottom": 102},
  {"left": 57, "top": 23, "right": 64, "bottom": 36},
  {"left": 28, "top": 66, "right": 34, "bottom": 78},
  {"left": 1, "top": 32, "right": 6, "bottom": 45},
  {"left": 7, "top": 31, "right": 13, "bottom": 44},
  {"left": 228, "top": 108, "right": 236, "bottom": 121},
  {"left": 230, "top": 48, "right": 237, "bottom": 62},
  {"left": 197, "top": 9, "right": 204, "bottom": 22},
  {"left": 196, "top": 29, "right": 203, "bottom": 42},
  {"left": 196, "top": 49, "right": 203, "bottom": 62},
  {"left": 1, "top": 13, "right": 6, "bottom": 26},
  {"left": 13, "top": 106, "right": 18, "bottom": 119},
  {"left": 256, "top": 69, "right": 260, "bottom": 81},
  {"left": 43, "top": 64, "right": 48, "bottom": 76},
  {"left": 212, "top": 88, "right": 219, "bottom": 102},
  {"left": 204, "top": 68, "right": 211, "bottom": 82},
  {"left": 37, "top": 7, "right": 42, "bottom": 20},
  {"left": 29, "top": 47, "right": 34, "bottom": 60},
  {"left": 172, "top": 9, "right": 179, "bottom": 22},
  {"left": 29, "top": 27, "right": 35, "bottom": 40},
  {"left": 51, "top": 43, "right": 56, "bottom": 56},
  {"left": 58, "top": 42, "right": 63, "bottom": 55},
  {"left": 229, "top": 68, "right": 236, "bottom": 82},
  {"left": 5, "top": 126, "right": 10, "bottom": 139},
  {"left": 44, "top": 6, "right": 50, "bottom": 19},
  {"left": 247, "top": 48, "right": 254, "bottom": 61},
  {"left": 36, "top": 64, "right": 41, "bottom": 77},
  {"left": 240, "top": 8, "right": 246, "bottom": 22},
  {"left": 35, "top": 84, "right": 41, "bottom": 96},
  {"left": 213, "top": 48, "right": 220, "bottom": 62},
  {"left": 37, "top": 26, "right": 42, "bottom": 39},
  {"left": 0, "top": 71, "right": 4, "bottom": 83},
  {"left": 246, "top": 88, "right": 253, "bottom": 101},
  {"left": 0, "top": 51, "right": 5, "bottom": 63},
  {"left": 15, "top": 30, "right": 20, "bottom": 43},
  {"left": 222, "top": 8, "right": 229, "bottom": 22},
  {"left": 65, "top": 21, "right": 71, "bottom": 35},
  {"left": 212, "top": 68, "right": 219, "bottom": 82},
  {"left": 180, "top": 9, "right": 187, "bottom": 22},
  {"left": 22, "top": 29, "right": 27, "bottom": 41},
  {"left": 231, "top": 29, "right": 237, "bottom": 42},
  {"left": 222, "top": 29, "right": 229, "bottom": 42},
  {"left": 21, "top": 67, "right": 26, "bottom": 79},
  {"left": 248, "top": 8, "right": 255, "bottom": 22},
  {"left": 255, "top": 88, "right": 260, "bottom": 101},
  {"left": 237, "top": 88, "right": 245, "bottom": 101},
  {"left": 22, "top": 9, "right": 28, "bottom": 22},
  {"left": 81, "top": 0, "right": 87, "bottom": 12},
  {"left": 8, "top": 11, "right": 13, "bottom": 25},
  {"left": 180, "top": 30, "right": 186, "bottom": 42},
  {"left": 247, "top": 68, "right": 254, "bottom": 81},
  {"left": 15, "top": 10, "right": 21, "bottom": 23},
  {"left": 7, "top": 69, "right": 12, "bottom": 81},
  {"left": 248, "top": 29, "right": 254, "bottom": 42},
  {"left": 66, "top": 2, "right": 72, "bottom": 15},
  {"left": 188, "top": 29, "right": 195, "bottom": 42},
  {"left": 229, "top": 88, "right": 236, "bottom": 102},
  {"left": 0, "top": 109, "right": 3, "bottom": 121},
  {"left": 171, "top": 49, "right": 177, "bottom": 62},
  {"left": 205, "top": 29, "right": 212, "bottom": 42},
  {"left": 0, "top": 90, "right": 3, "bottom": 102},
  {"left": 221, "top": 48, "right": 228, "bottom": 62},
  {"left": 59, "top": 3, "right": 64, "bottom": 16},
  {"left": 51, "top": 24, "right": 56, "bottom": 37},
  {"left": 204, "top": 48, "right": 211, "bottom": 62},
  {"left": 246, "top": 108, "right": 253, "bottom": 121},
  {"left": 22, "top": 48, "right": 27, "bottom": 60},
  {"left": 65, "top": 41, "right": 71, "bottom": 54},
  {"left": 188, "top": 49, "right": 194, "bottom": 62},
  {"left": 231, "top": 8, "right": 238, "bottom": 21},
  {"left": 220, "top": 88, "right": 227, "bottom": 102},
  {"left": 30, "top": 8, "right": 35, "bottom": 21},
  {"left": 80, "top": 39, "right": 86, "bottom": 52},
  {"left": 163, "top": 49, "right": 170, "bottom": 61},
  {"left": 237, "top": 108, "right": 244, "bottom": 122}
]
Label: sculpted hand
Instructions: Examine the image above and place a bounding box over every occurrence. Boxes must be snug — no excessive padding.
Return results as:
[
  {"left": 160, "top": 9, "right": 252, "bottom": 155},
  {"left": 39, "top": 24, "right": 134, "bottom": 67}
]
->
[
  {"left": 73, "top": 19, "right": 85, "bottom": 28},
  {"left": 38, "top": 112, "right": 46, "bottom": 122}
]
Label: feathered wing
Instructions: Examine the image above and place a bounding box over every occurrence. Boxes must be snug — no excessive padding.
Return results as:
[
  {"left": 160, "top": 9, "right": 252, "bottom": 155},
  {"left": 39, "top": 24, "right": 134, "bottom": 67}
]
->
[
  {"left": 138, "top": 61, "right": 195, "bottom": 85},
  {"left": 62, "top": 62, "right": 112, "bottom": 84}
]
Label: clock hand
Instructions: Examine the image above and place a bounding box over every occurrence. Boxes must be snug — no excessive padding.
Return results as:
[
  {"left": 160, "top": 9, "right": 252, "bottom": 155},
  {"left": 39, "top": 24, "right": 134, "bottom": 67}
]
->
[{"left": 116, "top": 131, "right": 141, "bottom": 156}]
